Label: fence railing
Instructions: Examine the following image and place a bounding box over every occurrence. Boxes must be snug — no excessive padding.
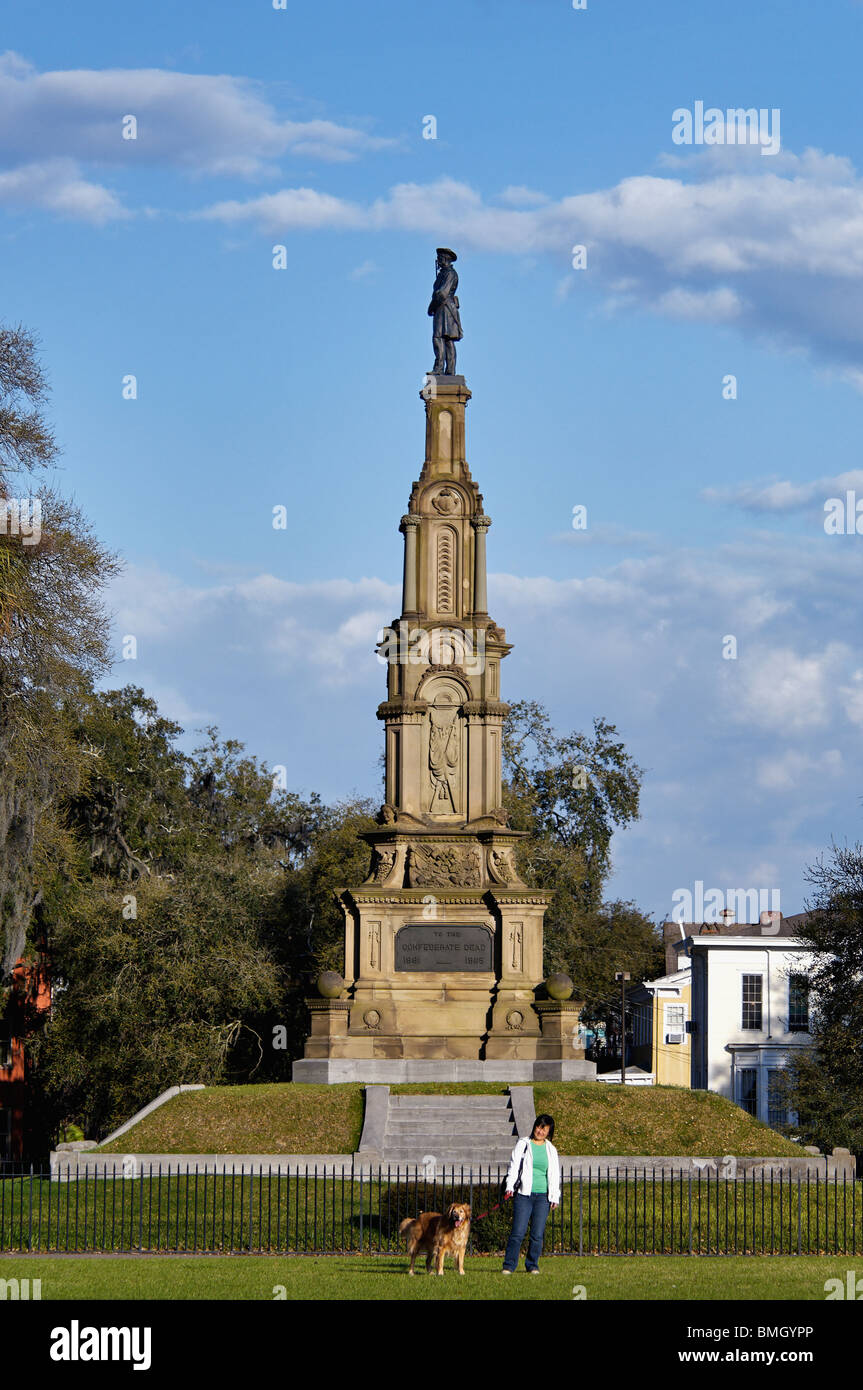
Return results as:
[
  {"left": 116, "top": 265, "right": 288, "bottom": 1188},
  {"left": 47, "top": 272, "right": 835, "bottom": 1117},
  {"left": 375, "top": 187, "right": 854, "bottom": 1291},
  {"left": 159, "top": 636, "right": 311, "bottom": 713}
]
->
[{"left": 0, "top": 1165, "right": 860, "bottom": 1255}]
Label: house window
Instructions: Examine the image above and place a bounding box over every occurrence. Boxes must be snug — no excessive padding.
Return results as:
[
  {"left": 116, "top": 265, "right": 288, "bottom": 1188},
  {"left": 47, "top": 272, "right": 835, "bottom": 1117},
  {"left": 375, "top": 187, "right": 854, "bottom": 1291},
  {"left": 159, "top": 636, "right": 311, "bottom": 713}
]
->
[
  {"left": 737, "top": 1067, "right": 758, "bottom": 1116},
  {"left": 664, "top": 1003, "right": 686, "bottom": 1043},
  {"left": 0, "top": 1022, "right": 12, "bottom": 1069},
  {"left": 788, "top": 976, "right": 809, "bottom": 1033},
  {"left": 768, "top": 1070, "right": 787, "bottom": 1128},
  {"left": 741, "top": 975, "right": 763, "bottom": 1030}
]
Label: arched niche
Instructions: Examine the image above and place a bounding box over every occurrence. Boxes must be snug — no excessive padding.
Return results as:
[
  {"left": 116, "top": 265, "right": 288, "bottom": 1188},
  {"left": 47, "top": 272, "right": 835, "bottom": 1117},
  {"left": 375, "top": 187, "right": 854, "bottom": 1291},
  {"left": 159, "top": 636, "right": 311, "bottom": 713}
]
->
[{"left": 422, "top": 677, "right": 465, "bottom": 818}]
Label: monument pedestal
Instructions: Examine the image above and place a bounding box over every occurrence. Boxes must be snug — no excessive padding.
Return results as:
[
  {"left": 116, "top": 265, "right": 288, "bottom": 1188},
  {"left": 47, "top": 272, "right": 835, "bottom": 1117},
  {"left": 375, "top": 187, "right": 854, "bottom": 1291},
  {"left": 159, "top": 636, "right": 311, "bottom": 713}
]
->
[{"left": 315, "top": 875, "right": 551, "bottom": 1063}]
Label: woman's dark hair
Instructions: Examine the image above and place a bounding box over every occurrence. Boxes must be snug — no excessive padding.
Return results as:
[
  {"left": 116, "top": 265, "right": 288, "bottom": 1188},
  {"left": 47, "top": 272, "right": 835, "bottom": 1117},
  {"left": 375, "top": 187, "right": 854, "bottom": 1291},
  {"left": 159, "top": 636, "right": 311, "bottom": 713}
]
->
[{"left": 531, "top": 1114, "right": 555, "bottom": 1140}]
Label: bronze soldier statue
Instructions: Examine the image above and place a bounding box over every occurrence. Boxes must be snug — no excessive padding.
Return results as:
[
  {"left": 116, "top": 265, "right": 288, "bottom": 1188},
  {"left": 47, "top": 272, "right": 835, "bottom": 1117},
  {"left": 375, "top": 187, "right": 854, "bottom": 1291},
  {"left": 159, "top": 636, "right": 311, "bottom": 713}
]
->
[{"left": 428, "top": 247, "right": 462, "bottom": 376}]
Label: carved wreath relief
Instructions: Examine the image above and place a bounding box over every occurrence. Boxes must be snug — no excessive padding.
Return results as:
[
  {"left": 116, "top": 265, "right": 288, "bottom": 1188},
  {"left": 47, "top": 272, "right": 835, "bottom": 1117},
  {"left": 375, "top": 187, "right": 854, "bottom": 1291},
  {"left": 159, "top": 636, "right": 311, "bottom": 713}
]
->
[{"left": 407, "top": 842, "right": 482, "bottom": 888}]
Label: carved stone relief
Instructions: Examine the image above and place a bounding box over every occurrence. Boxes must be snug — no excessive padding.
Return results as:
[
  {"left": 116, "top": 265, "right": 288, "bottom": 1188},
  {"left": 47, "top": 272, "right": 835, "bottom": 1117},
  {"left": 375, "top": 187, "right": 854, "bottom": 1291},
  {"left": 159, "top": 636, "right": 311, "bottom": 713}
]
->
[
  {"left": 428, "top": 703, "right": 459, "bottom": 813},
  {"left": 510, "top": 920, "right": 524, "bottom": 973},
  {"left": 487, "top": 847, "right": 524, "bottom": 886},
  {"left": 407, "top": 842, "right": 483, "bottom": 888}
]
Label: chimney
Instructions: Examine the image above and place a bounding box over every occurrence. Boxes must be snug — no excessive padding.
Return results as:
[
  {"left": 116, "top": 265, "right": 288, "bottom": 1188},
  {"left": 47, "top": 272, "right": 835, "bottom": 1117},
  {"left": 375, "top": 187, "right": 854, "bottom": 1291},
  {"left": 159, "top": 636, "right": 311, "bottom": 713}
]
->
[
  {"left": 720, "top": 908, "right": 735, "bottom": 926},
  {"left": 759, "top": 910, "right": 782, "bottom": 928}
]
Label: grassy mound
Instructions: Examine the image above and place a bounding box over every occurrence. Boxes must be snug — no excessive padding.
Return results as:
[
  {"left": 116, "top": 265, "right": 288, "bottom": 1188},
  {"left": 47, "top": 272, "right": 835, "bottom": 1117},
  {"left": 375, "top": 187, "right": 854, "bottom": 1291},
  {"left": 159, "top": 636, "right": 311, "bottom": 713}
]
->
[
  {"left": 98, "top": 1084, "right": 364, "bottom": 1155},
  {"left": 97, "top": 1081, "right": 801, "bottom": 1158}
]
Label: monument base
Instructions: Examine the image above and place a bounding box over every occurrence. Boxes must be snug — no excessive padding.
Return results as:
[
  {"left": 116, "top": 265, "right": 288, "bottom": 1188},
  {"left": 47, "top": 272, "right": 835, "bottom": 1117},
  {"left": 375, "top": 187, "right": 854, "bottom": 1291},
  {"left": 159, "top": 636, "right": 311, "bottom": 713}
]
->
[{"left": 292, "top": 1058, "right": 597, "bottom": 1083}]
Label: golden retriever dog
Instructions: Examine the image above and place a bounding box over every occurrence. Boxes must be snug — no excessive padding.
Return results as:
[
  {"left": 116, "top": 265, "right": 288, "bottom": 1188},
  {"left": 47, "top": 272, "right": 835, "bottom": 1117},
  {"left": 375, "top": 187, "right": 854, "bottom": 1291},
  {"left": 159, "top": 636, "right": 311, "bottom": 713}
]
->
[{"left": 400, "top": 1203, "right": 471, "bottom": 1275}]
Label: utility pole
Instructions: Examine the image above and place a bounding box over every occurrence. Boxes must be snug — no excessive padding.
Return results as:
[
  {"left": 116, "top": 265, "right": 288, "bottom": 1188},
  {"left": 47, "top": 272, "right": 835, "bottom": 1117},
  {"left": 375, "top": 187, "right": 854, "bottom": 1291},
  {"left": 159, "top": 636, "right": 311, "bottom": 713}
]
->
[{"left": 615, "top": 971, "right": 630, "bottom": 1087}]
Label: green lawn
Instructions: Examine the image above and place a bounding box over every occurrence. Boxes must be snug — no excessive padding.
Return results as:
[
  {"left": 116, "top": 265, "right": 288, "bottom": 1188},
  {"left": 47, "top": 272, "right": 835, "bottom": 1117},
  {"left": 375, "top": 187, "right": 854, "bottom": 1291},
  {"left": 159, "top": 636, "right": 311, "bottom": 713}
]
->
[
  {"left": 97, "top": 1081, "right": 802, "bottom": 1157},
  {"left": 0, "top": 1255, "right": 850, "bottom": 1300}
]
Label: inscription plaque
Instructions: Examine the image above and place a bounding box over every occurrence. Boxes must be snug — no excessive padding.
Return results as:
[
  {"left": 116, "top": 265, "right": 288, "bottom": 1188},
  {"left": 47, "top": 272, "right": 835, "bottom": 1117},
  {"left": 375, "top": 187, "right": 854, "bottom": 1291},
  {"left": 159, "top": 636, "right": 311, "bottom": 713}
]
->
[{"left": 395, "top": 924, "right": 493, "bottom": 972}]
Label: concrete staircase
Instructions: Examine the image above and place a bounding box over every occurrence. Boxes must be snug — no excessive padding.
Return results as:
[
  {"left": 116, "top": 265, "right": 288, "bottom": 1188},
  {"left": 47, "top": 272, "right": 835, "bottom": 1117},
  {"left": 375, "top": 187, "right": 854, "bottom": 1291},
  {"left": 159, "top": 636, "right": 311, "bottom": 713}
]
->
[{"left": 380, "top": 1092, "right": 518, "bottom": 1166}]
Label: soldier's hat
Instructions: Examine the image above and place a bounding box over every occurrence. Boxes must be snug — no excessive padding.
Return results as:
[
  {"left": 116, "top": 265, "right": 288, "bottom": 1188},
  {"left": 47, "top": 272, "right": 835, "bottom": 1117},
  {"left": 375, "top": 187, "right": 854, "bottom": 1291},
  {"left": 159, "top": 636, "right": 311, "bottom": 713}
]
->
[{"left": 436, "top": 247, "right": 457, "bottom": 262}]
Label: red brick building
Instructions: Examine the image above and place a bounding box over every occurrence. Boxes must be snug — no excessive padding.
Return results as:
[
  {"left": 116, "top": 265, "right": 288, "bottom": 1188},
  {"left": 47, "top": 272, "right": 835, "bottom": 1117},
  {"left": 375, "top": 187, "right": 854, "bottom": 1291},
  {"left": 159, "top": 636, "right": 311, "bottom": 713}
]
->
[{"left": 0, "top": 954, "right": 51, "bottom": 1162}]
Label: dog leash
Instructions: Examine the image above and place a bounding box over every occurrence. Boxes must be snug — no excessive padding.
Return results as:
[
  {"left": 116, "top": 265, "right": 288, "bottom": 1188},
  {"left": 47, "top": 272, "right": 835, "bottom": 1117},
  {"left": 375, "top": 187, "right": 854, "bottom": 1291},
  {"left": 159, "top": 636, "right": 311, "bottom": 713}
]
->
[{"left": 472, "top": 1195, "right": 511, "bottom": 1222}]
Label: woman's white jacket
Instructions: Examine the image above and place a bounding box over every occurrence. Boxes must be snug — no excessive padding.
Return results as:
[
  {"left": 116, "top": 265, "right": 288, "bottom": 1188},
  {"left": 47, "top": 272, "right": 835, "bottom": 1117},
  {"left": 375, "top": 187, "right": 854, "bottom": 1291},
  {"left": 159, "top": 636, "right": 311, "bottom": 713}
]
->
[{"left": 505, "top": 1137, "right": 561, "bottom": 1204}]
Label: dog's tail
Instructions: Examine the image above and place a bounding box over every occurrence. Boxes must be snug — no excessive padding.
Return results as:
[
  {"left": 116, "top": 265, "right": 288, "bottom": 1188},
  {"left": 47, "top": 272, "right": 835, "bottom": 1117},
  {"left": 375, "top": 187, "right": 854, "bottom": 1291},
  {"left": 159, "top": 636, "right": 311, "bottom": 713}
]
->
[{"left": 399, "top": 1217, "right": 416, "bottom": 1235}]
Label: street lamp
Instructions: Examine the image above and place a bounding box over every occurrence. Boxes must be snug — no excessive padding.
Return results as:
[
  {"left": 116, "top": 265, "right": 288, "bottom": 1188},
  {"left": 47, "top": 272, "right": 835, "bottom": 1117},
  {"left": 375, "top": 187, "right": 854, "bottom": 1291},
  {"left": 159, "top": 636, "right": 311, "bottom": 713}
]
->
[{"left": 614, "top": 972, "right": 631, "bottom": 1087}]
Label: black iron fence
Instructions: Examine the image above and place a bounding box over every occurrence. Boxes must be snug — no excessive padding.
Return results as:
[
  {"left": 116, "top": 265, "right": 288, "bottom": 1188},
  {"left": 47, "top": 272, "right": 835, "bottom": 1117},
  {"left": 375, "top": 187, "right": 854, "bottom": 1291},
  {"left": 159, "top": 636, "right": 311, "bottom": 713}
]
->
[{"left": 0, "top": 1164, "right": 860, "bottom": 1255}]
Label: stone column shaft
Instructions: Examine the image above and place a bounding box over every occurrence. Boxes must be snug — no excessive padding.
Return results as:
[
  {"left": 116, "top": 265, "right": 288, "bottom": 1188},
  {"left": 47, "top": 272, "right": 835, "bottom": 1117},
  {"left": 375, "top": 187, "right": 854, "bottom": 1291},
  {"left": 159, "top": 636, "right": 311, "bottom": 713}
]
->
[
  {"left": 473, "top": 516, "right": 490, "bottom": 615},
  {"left": 400, "top": 515, "right": 420, "bottom": 615}
]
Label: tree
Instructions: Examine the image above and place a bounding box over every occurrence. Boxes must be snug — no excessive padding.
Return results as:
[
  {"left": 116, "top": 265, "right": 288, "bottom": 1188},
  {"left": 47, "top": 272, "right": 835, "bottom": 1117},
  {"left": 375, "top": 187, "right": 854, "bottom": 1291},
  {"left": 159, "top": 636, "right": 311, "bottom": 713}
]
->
[
  {"left": 503, "top": 700, "right": 643, "bottom": 907},
  {"left": 29, "top": 692, "right": 315, "bottom": 1138},
  {"left": 269, "top": 798, "right": 377, "bottom": 1062},
  {"left": 779, "top": 843, "right": 863, "bottom": 1154},
  {"left": 502, "top": 700, "right": 662, "bottom": 1016},
  {"left": 0, "top": 323, "right": 117, "bottom": 983}
]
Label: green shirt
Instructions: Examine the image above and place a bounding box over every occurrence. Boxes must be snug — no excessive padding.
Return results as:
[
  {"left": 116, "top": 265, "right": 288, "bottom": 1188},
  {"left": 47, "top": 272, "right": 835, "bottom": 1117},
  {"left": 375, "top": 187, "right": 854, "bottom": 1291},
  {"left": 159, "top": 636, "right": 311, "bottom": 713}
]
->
[{"left": 530, "top": 1140, "right": 549, "bottom": 1194}]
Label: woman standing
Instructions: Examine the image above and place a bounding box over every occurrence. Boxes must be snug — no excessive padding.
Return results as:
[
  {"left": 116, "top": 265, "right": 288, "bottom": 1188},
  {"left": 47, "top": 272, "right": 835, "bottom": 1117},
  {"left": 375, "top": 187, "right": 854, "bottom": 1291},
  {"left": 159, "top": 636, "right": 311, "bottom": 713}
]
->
[{"left": 501, "top": 1114, "right": 560, "bottom": 1274}]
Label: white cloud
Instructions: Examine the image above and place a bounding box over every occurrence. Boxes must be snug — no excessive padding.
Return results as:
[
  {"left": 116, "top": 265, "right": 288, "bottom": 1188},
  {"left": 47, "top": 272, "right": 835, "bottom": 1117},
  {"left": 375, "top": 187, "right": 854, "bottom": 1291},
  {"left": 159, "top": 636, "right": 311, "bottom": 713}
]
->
[
  {"left": 728, "top": 642, "right": 850, "bottom": 733},
  {"left": 202, "top": 186, "right": 366, "bottom": 230},
  {"left": 703, "top": 469, "right": 863, "bottom": 514},
  {"left": 655, "top": 286, "right": 742, "bottom": 322},
  {"left": 0, "top": 157, "right": 127, "bottom": 224},
  {"left": 839, "top": 669, "right": 863, "bottom": 726},
  {"left": 108, "top": 564, "right": 398, "bottom": 689},
  {"left": 496, "top": 186, "right": 550, "bottom": 207},
  {"left": 756, "top": 748, "right": 843, "bottom": 791},
  {"left": 0, "top": 50, "right": 393, "bottom": 185}
]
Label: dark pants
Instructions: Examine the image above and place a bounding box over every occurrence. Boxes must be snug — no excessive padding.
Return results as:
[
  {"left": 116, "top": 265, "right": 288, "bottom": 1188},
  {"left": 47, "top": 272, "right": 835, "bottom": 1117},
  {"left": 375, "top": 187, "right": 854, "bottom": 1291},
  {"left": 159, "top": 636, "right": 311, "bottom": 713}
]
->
[{"left": 503, "top": 1192, "right": 551, "bottom": 1271}]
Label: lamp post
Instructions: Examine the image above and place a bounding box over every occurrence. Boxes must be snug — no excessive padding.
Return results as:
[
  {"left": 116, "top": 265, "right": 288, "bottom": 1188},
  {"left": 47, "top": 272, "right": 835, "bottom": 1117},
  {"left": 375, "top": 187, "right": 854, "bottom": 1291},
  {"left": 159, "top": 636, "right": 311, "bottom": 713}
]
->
[{"left": 615, "top": 971, "right": 630, "bottom": 1087}]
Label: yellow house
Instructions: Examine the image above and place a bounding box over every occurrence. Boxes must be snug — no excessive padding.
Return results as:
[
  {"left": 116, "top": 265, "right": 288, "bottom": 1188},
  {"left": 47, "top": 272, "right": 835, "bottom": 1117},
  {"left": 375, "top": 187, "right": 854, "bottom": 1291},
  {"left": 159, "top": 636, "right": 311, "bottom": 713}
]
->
[{"left": 630, "top": 966, "right": 691, "bottom": 1087}]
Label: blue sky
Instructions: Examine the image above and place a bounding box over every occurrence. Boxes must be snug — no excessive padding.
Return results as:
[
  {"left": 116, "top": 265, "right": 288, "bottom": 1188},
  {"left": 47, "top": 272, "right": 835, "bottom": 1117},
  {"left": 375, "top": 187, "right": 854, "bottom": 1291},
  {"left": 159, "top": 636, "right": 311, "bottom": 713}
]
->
[{"left": 5, "top": 0, "right": 863, "bottom": 924}]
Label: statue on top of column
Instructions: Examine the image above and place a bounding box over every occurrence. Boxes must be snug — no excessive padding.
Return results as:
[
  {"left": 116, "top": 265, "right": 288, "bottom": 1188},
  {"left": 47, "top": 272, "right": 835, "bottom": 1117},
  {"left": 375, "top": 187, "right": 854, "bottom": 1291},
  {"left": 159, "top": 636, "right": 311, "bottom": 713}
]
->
[{"left": 428, "top": 248, "right": 462, "bottom": 376}]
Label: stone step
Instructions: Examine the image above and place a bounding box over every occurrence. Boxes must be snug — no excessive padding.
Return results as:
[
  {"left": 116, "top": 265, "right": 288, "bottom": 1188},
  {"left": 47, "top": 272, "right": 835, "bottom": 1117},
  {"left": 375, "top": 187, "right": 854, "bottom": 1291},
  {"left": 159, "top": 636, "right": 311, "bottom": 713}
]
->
[
  {"left": 385, "top": 1137, "right": 514, "bottom": 1148},
  {"left": 388, "top": 1095, "right": 509, "bottom": 1108},
  {"left": 380, "top": 1150, "right": 514, "bottom": 1162},
  {"left": 386, "top": 1117, "right": 514, "bottom": 1128},
  {"left": 386, "top": 1142, "right": 514, "bottom": 1155},
  {"left": 378, "top": 1088, "right": 520, "bottom": 1165}
]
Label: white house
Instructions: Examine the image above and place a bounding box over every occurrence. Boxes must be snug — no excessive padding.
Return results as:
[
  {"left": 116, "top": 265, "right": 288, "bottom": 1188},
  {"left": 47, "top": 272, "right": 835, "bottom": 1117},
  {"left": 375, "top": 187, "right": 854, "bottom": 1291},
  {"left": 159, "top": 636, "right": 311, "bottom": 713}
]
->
[{"left": 667, "top": 913, "right": 814, "bottom": 1127}]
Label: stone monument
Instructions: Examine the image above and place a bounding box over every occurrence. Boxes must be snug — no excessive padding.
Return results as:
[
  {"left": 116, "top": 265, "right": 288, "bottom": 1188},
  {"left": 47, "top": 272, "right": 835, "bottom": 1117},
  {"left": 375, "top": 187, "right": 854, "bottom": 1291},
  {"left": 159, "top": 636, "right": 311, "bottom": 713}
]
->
[{"left": 294, "top": 253, "right": 595, "bottom": 1082}]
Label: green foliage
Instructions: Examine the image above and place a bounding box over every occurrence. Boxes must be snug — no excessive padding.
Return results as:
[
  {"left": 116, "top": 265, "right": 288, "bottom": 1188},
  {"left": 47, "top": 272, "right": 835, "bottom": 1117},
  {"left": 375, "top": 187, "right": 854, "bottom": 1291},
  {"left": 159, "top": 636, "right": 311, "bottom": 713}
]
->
[
  {"left": 0, "top": 324, "right": 117, "bottom": 980},
  {"left": 503, "top": 700, "right": 642, "bottom": 905},
  {"left": 29, "top": 691, "right": 324, "bottom": 1139},
  {"left": 775, "top": 1053, "right": 863, "bottom": 1156},
  {"left": 779, "top": 843, "right": 863, "bottom": 1153},
  {"left": 502, "top": 700, "right": 661, "bottom": 1014},
  {"left": 545, "top": 900, "right": 664, "bottom": 1018},
  {"left": 32, "top": 871, "right": 283, "bottom": 1139},
  {"left": 281, "top": 799, "right": 377, "bottom": 976}
]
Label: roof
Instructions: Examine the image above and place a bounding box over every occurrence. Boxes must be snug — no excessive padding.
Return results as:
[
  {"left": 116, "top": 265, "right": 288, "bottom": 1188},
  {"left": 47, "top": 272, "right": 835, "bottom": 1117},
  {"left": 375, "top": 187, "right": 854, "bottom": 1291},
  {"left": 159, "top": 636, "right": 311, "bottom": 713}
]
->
[{"left": 662, "top": 913, "right": 814, "bottom": 971}]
